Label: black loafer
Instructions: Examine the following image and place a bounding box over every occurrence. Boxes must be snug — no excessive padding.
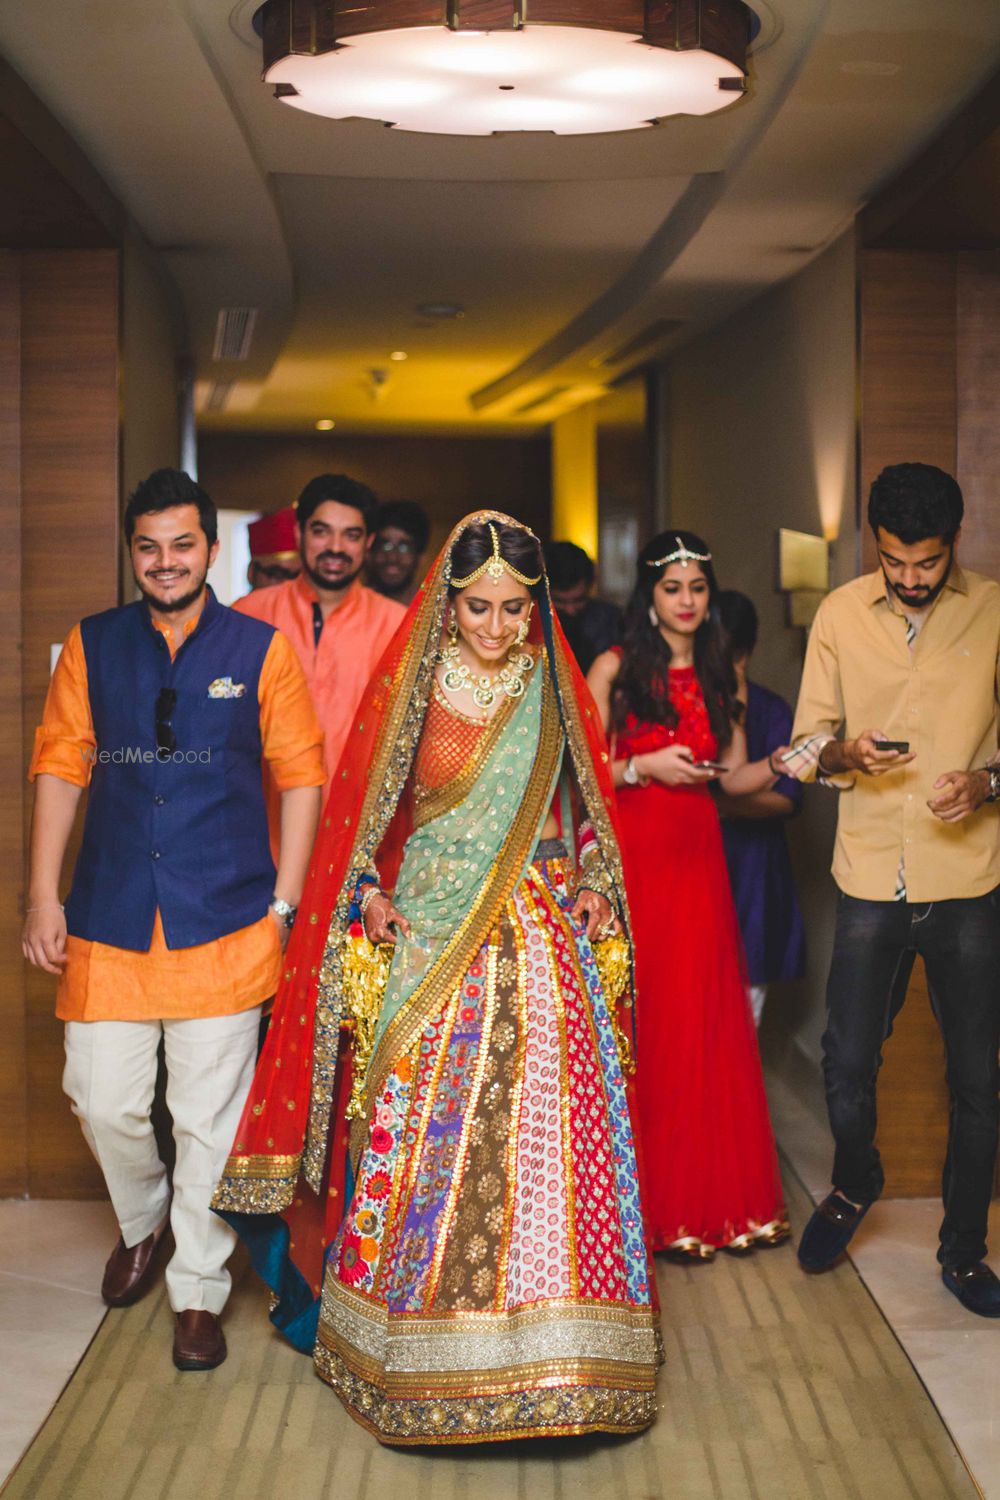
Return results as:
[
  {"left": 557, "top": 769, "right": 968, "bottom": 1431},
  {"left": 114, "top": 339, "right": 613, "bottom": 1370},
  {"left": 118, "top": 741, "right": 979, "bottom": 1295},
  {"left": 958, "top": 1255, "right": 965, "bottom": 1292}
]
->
[
  {"left": 942, "top": 1262, "right": 1000, "bottom": 1318},
  {"left": 798, "top": 1192, "right": 871, "bottom": 1272}
]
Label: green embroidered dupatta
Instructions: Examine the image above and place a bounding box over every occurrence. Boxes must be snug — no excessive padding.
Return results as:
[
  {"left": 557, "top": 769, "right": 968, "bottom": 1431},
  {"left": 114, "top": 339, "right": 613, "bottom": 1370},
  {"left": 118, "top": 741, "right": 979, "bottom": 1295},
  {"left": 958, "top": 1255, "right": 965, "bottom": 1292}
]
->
[{"left": 365, "top": 662, "right": 561, "bottom": 1104}]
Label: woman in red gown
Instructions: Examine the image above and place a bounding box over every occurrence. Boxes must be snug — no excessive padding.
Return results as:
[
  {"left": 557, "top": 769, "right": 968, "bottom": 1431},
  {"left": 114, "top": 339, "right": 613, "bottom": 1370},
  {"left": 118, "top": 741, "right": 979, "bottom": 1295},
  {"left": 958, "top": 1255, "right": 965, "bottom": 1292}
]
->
[{"left": 588, "top": 531, "right": 789, "bottom": 1258}]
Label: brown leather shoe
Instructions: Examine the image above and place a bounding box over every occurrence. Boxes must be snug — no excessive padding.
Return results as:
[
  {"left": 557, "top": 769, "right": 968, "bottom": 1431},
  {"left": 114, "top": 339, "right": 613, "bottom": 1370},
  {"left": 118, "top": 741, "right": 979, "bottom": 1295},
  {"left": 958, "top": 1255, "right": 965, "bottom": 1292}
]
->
[
  {"left": 101, "top": 1230, "right": 164, "bottom": 1307},
  {"left": 173, "top": 1310, "right": 227, "bottom": 1371}
]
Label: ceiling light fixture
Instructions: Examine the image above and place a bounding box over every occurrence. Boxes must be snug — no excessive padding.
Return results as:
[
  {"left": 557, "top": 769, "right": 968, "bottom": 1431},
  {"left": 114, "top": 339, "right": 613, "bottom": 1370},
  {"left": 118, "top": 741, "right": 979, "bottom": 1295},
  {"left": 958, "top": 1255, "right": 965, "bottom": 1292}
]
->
[
  {"left": 315, "top": 418, "right": 336, "bottom": 430},
  {"left": 253, "top": 0, "right": 758, "bottom": 137},
  {"left": 389, "top": 350, "right": 409, "bottom": 361}
]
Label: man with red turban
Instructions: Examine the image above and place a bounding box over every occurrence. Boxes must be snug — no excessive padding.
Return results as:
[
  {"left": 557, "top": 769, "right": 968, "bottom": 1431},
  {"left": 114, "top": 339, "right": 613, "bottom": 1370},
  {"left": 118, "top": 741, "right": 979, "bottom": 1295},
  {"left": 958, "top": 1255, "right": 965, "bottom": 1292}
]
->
[{"left": 246, "top": 507, "right": 301, "bottom": 589}]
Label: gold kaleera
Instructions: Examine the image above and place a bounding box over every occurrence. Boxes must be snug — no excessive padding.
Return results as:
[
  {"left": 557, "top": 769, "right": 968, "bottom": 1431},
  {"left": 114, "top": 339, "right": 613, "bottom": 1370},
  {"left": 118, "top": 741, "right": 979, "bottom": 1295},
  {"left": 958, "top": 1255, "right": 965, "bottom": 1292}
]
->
[
  {"left": 592, "top": 932, "right": 635, "bottom": 1075},
  {"left": 339, "top": 929, "right": 394, "bottom": 1119}
]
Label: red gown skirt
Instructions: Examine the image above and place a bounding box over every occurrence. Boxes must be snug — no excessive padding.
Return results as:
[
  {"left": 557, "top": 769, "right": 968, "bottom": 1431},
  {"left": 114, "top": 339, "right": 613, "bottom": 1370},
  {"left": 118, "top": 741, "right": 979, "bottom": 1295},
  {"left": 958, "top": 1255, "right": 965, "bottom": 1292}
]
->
[{"left": 618, "top": 778, "right": 787, "bottom": 1255}]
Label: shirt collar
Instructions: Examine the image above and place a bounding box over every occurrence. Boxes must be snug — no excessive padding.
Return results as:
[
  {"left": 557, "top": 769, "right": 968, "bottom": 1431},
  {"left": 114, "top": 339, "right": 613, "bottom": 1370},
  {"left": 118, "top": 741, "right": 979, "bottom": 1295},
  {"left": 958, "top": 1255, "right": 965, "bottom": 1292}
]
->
[
  {"left": 143, "top": 584, "right": 217, "bottom": 641},
  {"left": 293, "top": 571, "right": 365, "bottom": 613}
]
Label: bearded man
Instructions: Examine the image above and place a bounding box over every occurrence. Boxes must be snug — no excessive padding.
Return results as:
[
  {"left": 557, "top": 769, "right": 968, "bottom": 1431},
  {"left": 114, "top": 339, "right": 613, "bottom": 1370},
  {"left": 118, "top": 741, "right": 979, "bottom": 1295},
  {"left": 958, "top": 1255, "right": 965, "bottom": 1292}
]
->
[
  {"left": 234, "top": 474, "right": 405, "bottom": 795},
  {"left": 788, "top": 462, "right": 1000, "bottom": 1317},
  {"left": 22, "top": 468, "right": 324, "bottom": 1370}
]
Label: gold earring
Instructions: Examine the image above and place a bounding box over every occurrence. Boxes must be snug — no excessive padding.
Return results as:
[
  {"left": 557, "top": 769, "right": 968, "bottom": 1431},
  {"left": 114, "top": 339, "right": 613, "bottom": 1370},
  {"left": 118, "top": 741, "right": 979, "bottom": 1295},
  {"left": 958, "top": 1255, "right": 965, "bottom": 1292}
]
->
[
  {"left": 648, "top": 605, "right": 658, "bottom": 628},
  {"left": 435, "top": 609, "right": 460, "bottom": 666}
]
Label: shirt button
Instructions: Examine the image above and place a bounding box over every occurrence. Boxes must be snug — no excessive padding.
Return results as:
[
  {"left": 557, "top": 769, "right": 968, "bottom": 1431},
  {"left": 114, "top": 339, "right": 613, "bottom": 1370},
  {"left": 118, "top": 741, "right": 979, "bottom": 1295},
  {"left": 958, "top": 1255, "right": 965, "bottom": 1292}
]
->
[
  {"left": 151, "top": 850, "right": 161, "bottom": 860},
  {"left": 154, "top": 795, "right": 165, "bottom": 806}
]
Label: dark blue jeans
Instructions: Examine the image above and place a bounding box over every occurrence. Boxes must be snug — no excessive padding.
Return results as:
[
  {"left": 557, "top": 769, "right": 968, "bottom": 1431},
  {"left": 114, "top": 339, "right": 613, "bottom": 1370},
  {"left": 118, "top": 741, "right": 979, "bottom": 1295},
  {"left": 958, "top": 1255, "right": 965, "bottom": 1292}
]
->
[{"left": 823, "top": 888, "right": 1000, "bottom": 1267}]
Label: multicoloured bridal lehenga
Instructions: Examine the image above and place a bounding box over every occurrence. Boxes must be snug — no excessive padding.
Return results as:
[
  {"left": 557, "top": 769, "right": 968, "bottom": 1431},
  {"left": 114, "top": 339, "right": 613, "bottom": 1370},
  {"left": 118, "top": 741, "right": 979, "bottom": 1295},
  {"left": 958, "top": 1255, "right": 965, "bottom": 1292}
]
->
[{"left": 214, "top": 513, "right": 660, "bottom": 1445}]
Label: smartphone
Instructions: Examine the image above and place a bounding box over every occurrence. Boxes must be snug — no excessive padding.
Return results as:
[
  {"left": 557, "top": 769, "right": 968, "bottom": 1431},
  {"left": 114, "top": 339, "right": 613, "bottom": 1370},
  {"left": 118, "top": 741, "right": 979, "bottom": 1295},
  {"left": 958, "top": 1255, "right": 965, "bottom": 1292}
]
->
[
  {"left": 692, "top": 760, "right": 728, "bottom": 772},
  {"left": 877, "top": 740, "right": 910, "bottom": 753}
]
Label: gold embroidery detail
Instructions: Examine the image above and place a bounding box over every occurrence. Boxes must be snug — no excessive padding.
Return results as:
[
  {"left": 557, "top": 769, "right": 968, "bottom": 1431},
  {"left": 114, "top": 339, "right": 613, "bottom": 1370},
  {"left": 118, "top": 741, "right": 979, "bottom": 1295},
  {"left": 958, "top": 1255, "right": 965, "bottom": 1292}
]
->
[
  {"left": 363, "top": 669, "right": 563, "bottom": 1111},
  {"left": 413, "top": 683, "right": 522, "bottom": 829}
]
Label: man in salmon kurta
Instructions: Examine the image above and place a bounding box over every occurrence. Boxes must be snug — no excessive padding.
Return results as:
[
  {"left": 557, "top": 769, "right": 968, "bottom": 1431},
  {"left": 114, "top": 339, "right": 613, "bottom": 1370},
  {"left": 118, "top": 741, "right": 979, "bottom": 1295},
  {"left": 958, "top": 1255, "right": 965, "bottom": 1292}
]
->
[
  {"left": 231, "top": 475, "right": 405, "bottom": 1252},
  {"left": 22, "top": 469, "right": 325, "bottom": 1373},
  {"left": 233, "top": 474, "right": 405, "bottom": 811}
]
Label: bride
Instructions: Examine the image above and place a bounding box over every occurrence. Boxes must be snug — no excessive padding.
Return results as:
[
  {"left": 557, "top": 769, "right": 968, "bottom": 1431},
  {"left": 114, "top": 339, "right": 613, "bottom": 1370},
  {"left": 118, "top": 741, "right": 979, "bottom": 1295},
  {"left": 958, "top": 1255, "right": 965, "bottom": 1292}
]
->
[{"left": 214, "top": 512, "right": 660, "bottom": 1446}]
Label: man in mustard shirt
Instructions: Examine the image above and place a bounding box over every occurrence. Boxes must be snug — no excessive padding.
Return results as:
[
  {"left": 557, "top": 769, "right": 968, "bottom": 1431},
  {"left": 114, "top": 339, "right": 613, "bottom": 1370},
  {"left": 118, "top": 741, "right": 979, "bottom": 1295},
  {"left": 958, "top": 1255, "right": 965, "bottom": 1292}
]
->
[{"left": 788, "top": 463, "right": 1000, "bottom": 1315}]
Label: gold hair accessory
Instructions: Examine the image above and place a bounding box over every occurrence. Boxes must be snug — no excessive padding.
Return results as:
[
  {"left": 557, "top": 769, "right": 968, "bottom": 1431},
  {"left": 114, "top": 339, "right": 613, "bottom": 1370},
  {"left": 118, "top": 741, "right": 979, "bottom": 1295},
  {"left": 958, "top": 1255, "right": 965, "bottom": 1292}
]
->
[
  {"left": 451, "top": 522, "right": 542, "bottom": 589},
  {"left": 646, "top": 536, "right": 712, "bottom": 569}
]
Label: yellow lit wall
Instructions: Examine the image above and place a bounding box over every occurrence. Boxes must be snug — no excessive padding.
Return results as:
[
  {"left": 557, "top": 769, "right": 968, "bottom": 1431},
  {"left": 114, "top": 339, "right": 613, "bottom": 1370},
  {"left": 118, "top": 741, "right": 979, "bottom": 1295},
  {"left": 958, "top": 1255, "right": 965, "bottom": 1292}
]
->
[{"left": 551, "top": 403, "right": 598, "bottom": 555}]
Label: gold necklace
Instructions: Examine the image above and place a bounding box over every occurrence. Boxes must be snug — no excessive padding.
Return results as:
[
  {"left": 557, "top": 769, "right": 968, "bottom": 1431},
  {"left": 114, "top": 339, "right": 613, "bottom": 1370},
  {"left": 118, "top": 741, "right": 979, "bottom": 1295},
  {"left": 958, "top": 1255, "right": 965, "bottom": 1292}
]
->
[{"left": 439, "top": 646, "right": 534, "bottom": 713}]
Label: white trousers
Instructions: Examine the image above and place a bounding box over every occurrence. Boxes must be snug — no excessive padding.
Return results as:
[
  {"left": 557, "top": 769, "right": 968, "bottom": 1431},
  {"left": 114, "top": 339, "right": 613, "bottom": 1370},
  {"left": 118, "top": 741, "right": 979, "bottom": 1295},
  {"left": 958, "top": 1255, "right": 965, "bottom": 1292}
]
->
[{"left": 63, "top": 1007, "right": 261, "bottom": 1314}]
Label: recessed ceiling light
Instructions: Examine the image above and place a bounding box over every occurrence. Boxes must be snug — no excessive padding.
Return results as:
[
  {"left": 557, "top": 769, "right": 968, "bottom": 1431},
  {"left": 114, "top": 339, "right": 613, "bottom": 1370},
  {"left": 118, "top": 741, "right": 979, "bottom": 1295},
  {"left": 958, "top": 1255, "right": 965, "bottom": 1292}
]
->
[
  {"left": 415, "top": 301, "right": 465, "bottom": 320},
  {"left": 315, "top": 418, "right": 336, "bottom": 430},
  {"left": 389, "top": 350, "right": 408, "bottom": 362}
]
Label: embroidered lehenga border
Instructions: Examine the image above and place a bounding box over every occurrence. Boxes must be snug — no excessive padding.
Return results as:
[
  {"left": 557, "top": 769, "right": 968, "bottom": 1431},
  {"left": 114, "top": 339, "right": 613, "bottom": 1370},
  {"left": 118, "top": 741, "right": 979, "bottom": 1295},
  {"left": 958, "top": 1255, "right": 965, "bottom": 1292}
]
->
[{"left": 316, "top": 837, "right": 658, "bottom": 1444}]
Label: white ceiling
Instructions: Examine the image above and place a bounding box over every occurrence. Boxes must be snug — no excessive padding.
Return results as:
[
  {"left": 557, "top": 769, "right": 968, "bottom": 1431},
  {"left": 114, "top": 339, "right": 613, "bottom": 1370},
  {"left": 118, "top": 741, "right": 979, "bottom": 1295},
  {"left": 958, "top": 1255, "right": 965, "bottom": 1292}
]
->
[{"left": 2, "top": 0, "right": 999, "bottom": 433}]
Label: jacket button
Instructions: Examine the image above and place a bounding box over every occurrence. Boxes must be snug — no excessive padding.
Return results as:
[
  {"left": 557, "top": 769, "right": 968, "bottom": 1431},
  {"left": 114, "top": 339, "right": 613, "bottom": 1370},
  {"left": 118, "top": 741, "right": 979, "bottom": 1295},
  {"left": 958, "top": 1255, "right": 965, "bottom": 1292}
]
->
[
  {"left": 154, "top": 795, "right": 165, "bottom": 806},
  {"left": 151, "top": 850, "right": 161, "bottom": 860}
]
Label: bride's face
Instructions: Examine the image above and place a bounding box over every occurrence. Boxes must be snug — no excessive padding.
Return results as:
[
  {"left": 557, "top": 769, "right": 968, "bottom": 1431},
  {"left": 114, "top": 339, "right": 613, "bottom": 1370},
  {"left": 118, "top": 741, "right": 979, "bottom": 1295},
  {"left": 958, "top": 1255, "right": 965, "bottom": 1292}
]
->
[{"left": 452, "top": 581, "right": 532, "bottom": 666}]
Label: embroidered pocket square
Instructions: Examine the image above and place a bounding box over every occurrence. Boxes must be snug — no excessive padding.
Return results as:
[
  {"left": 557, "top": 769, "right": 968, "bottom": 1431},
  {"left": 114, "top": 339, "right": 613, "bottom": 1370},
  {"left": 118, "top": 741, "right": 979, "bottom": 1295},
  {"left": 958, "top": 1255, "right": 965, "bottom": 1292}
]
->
[{"left": 207, "top": 677, "right": 246, "bottom": 699}]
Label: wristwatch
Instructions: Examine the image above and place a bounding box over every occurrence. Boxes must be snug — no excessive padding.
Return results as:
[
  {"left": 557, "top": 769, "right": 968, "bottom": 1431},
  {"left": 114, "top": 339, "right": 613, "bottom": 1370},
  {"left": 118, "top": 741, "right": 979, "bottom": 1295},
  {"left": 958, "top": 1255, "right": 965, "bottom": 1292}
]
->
[
  {"left": 622, "top": 756, "right": 639, "bottom": 786},
  {"left": 270, "top": 897, "right": 297, "bottom": 929},
  {"left": 985, "top": 766, "right": 1000, "bottom": 804}
]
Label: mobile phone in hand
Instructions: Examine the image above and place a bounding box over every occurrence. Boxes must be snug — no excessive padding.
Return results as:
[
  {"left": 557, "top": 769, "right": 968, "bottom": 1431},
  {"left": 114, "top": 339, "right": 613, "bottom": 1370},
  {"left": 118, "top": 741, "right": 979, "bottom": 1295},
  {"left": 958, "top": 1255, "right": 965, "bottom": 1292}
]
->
[
  {"left": 692, "top": 760, "right": 728, "bottom": 772},
  {"left": 877, "top": 741, "right": 910, "bottom": 753}
]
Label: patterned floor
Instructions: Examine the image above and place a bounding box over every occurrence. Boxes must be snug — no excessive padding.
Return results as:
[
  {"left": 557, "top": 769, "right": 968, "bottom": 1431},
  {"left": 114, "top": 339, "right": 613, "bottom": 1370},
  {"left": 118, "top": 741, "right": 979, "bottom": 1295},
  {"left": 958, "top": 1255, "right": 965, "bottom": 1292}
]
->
[{"left": 2, "top": 1166, "right": 978, "bottom": 1500}]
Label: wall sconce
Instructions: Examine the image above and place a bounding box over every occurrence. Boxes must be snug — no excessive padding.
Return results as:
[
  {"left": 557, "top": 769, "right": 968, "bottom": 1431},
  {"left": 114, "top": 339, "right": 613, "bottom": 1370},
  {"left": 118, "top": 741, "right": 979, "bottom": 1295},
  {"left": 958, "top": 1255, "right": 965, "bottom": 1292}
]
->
[{"left": 777, "top": 528, "right": 829, "bottom": 628}]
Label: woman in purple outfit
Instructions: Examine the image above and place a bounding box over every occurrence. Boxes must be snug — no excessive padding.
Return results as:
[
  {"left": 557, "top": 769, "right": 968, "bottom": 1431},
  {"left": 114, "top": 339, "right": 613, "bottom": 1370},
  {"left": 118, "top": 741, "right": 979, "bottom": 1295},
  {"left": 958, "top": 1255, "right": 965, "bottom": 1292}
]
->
[{"left": 716, "top": 591, "right": 806, "bottom": 1026}]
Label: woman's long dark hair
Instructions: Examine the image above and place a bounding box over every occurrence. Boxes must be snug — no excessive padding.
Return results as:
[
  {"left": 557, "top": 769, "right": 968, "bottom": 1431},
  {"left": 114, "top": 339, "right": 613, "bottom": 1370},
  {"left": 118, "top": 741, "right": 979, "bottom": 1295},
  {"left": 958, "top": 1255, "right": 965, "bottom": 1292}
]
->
[
  {"left": 612, "top": 529, "right": 741, "bottom": 749},
  {"left": 447, "top": 520, "right": 545, "bottom": 600}
]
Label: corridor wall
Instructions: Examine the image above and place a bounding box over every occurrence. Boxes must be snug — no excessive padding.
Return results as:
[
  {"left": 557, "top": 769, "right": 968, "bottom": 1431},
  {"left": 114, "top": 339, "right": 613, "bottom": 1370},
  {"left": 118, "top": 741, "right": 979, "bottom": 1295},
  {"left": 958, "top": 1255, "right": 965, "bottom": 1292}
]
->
[
  {"left": 2, "top": 66, "right": 182, "bottom": 1196},
  {"left": 659, "top": 229, "right": 859, "bottom": 1133},
  {"left": 2, "top": 249, "right": 120, "bottom": 1197},
  {"left": 198, "top": 430, "right": 551, "bottom": 561}
]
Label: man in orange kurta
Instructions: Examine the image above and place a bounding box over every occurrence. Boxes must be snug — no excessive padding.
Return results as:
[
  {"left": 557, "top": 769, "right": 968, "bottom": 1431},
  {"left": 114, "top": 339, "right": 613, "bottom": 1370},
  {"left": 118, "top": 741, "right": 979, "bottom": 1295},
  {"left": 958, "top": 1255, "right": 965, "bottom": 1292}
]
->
[
  {"left": 233, "top": 474, "right": 405, "bottom": 799},
  {"left": 232, "top": 475, "right": 405, "bottom": 1241},
  {"left": 22, "top": 469, "right": 325, "bottom": 1374}
]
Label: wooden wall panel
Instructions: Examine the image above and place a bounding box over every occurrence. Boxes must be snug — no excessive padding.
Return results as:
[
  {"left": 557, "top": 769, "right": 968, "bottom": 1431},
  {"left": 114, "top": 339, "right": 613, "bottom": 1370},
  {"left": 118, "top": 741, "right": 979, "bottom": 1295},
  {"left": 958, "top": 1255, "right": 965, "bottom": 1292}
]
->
[
  {"left": 859, "top": 250, "right": 957, "bottom": 572},
  {"left": 858, "top": 248, "right": 954, "bottom": 1197},
  {"left": 858, "top": 245, "right": 1000, "bottom": 1197},
  {"left": 198, "top": 430, "right": 552, "bottom": 563},
  {"left": 956, "top": 251, "right": 1000, "bottom": 583},
  {"left": 20, "top": 249, "right": 120, "bottom": 1196},
  {"left": 0, "top": 253, "right": 28, "bottom": 1195}
]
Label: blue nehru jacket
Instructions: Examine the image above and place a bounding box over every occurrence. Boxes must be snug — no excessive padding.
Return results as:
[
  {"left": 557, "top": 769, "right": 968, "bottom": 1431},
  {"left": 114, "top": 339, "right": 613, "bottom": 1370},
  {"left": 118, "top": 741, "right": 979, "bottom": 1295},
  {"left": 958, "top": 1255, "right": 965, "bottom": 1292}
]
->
[{"left": 64, "top": 588, "right": 278, "bottom": 951}]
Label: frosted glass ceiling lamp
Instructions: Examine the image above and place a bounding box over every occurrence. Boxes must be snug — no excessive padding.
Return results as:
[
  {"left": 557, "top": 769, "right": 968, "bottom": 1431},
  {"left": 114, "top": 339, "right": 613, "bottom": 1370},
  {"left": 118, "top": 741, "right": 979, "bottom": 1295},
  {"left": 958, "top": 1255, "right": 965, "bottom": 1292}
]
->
[{"left": 253, "top": 0, "right": 758, "bottom": 136}]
